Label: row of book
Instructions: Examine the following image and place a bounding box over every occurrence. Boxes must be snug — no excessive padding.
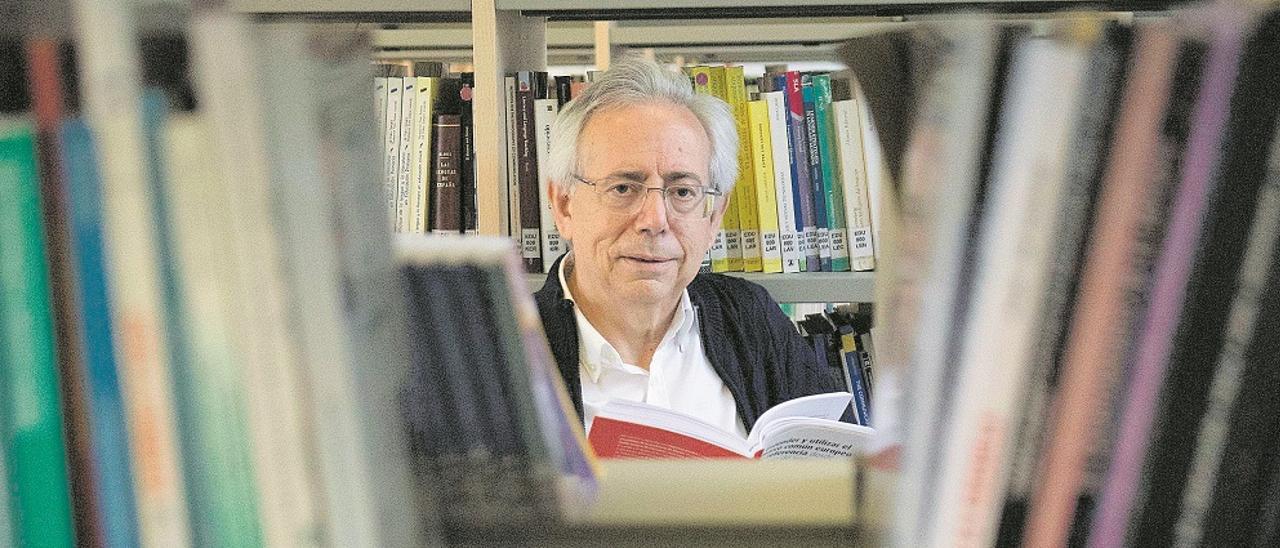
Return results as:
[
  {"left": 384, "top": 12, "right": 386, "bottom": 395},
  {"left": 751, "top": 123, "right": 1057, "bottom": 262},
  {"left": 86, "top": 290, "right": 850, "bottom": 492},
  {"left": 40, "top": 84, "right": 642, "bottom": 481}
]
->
[
  {"left": 686, "top": 65, "right": 884, "bottom": 275},
  {"left": 794, "top": 304, "right": 877, "bottom": 428},
  {"left": 1, "top": 5, "right": 592, "bottom": 547},
  {"left": 375, "top": 62, "right": 478, "bottom": 235},
  {"left": 384, "top": 61, "right": 887, "bottom": 275},
  {"left": 867, "top": 4, "right": 1280, "bottom": 547}
]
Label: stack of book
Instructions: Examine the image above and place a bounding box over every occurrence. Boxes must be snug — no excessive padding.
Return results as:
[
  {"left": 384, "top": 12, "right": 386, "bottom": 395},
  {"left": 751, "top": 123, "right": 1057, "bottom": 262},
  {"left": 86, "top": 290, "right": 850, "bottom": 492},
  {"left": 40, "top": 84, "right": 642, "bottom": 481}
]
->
[
  {"left": 872, "top": 4, "right": 1280, "bottom": 547},
  {"left": 0, "top": 4, "right": 593, "bottom": 547},
  {"left": 795, "top": 304, "right": 877, "bottom": 427}
]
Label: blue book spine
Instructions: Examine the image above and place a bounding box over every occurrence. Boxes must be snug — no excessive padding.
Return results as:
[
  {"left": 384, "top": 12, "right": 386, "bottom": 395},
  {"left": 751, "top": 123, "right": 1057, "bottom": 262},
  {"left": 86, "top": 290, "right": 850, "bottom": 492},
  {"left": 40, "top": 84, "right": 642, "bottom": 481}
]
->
[
  {"left": 801, "top": 75, "right": 831, "bottom": 272},
  {"left": 843, "top": 347, "right": 871, "bottom": 427},
  {"left": 60, "top": 118, "right": 143, "bottom": 548},
  {"left": 781, "top": 73, "right": 818, "bottom": 272}
]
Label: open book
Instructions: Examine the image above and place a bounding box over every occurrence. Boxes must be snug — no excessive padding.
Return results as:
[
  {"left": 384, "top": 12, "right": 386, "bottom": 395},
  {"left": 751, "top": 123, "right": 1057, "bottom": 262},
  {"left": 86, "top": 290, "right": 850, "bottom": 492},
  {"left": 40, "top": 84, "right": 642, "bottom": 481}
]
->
[{"left": 587, "top": 392, "right": 875, "bottom": 459}]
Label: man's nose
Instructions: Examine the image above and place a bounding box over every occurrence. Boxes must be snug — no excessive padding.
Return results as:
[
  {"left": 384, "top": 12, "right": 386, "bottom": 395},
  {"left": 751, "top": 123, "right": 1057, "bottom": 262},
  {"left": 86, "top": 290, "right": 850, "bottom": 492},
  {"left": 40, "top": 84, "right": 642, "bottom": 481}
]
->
[{"left": 633, "top": 189, "right": 669, "bottom": 233}]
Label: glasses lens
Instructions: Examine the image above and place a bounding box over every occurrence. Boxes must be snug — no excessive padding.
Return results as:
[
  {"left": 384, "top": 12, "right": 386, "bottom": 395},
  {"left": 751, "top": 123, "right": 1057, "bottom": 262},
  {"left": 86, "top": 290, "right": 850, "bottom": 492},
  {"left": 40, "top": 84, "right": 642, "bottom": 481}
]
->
[
  {"left": 665, "top": 185, "right": 706, "bottom": 215},
  {"left": 600, "top": 181, "right": 644, "bottom": 210}
]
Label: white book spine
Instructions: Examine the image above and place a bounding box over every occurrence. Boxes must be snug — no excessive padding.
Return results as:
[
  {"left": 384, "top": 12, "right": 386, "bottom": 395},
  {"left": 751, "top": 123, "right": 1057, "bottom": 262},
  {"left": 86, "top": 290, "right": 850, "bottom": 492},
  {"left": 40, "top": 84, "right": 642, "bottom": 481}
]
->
[
  {"left": 193, "top": 15, "right": 331, "bottom": 547},
  {"left": 764, "top": 91, "right": 802, "bottom": 273},
  {"left": 410, "top": 78, "right": 434, "bottom": 234},
  {"left": 924, "top": 38, "right": 1087, "bottom": 548},
  {"left": 383, "top": 76, "right": 402, "bottom": 231},
  {"left": 534, "top": 98, "right": 564, "bottom": 271},
  {"left": 69, "top": 1, "right": 193, "bottom": 546},
  {"left": 856, "top": 82, "right": 886, "bottom": 264},
  {"left": 833, "top": 99, "right": 876, "bottom": 271},
  {"left": 395, "top": 77, "right": 416, "bottom": 233}
]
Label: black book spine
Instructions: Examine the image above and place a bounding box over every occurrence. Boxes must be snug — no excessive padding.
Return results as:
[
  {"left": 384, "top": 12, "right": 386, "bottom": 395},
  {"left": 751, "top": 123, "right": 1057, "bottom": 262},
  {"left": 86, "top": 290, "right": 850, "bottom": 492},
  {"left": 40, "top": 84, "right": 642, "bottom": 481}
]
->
[
  {"left": 516, "top": 71, "right": 544, "bottom": 272},
  {"left": 431, "top": 114, "right": 463, "bottom": 232},
  {"left": 459, "top": 73, "right": 476, "bottom": 233}
]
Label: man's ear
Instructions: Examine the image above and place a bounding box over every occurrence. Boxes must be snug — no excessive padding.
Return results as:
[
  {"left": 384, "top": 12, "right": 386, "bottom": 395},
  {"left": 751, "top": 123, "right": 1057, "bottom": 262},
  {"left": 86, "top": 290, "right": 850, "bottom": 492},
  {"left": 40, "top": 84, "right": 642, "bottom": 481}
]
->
[{"left": 549, "top": 180, "right": 574, "bottom": 242}]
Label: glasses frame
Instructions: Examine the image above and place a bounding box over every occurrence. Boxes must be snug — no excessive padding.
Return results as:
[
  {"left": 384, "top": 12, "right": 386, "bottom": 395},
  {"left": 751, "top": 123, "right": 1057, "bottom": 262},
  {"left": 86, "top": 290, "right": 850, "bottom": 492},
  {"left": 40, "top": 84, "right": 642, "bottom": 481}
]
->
[{"left": 573, "top": 174, "right": 724, "bottom": 219}]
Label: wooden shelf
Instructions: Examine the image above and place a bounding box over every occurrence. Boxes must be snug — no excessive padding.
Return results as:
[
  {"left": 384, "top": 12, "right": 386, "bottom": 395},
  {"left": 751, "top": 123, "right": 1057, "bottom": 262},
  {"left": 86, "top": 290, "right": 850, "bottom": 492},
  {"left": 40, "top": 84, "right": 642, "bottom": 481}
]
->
[{"left": 526, "top": 270, "right": 875, "bottom": 303}]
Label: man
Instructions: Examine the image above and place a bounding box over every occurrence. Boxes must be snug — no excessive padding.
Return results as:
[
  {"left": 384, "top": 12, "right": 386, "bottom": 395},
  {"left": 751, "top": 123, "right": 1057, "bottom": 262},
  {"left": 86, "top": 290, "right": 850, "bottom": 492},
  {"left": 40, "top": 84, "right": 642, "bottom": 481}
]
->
[{"left": 534, "top": 56, "right": 842, "bottom": 436}]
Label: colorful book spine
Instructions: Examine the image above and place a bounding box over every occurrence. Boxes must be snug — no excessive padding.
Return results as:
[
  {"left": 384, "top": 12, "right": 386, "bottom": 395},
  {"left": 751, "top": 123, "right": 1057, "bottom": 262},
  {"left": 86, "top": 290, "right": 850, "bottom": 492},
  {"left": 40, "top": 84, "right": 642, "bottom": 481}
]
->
[
  {"left": 785, "top": 71, "right": 819, "bottom": 271},
  {"left": 1090, "top": 13, "right": 1255, "bottom": 546},
  {"left": 747, "top": 99, "right": 784, "bottom": 273},
  {"left": 840, "top": 329, "right": 872, "bottom": 426},
  {"left": 763, "top": 86, "right": 802, "bottom": 273},
  {"left": 60, "top": 118, "right": 142, "bottom": 548},
  {"left": 813, "top": 74, "right": 851, "bottom": 272},
  {"left": 535, "top": 98, "right": 565, "bottom": 271},
  {"left": 1, "top": 121, "right": 76, "bottom": 548},
  {"left": 726, "top": 66, "right": 763, "bottom": 272},
  {"left": 689, "top": 67, "right": 732, "bottom": 272},
  {"left": 801, "top": 74, "right": 832, "bottom": 271}
]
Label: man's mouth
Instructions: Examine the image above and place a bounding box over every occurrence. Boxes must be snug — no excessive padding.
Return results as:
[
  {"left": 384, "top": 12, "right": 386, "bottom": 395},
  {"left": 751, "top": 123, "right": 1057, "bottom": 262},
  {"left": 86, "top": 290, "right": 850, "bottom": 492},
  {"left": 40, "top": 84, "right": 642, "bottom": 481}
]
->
[{"left": 622, "top": 255, "right": 673, "bottom": 264}]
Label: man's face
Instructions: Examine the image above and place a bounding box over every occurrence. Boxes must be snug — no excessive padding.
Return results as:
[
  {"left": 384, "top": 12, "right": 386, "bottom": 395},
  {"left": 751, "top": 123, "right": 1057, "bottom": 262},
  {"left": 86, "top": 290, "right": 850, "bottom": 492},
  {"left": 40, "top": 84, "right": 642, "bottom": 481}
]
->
[{"left": 550, "top": 101, "right": 727, "bottom": 305}]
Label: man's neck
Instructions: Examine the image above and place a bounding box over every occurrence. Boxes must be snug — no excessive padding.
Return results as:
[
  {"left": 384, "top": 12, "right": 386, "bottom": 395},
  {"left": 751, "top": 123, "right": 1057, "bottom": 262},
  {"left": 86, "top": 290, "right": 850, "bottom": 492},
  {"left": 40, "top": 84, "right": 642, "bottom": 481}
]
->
[{"left": 565, "top": 258, "right": 681, "bottom": 370}]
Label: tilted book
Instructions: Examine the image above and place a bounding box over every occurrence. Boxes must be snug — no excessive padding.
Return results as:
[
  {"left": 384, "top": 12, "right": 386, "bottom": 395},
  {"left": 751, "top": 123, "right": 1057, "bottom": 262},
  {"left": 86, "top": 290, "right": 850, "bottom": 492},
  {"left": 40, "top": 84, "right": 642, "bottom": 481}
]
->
[{"left": 588, "top": 392, "right": 872, "bottom": 459}]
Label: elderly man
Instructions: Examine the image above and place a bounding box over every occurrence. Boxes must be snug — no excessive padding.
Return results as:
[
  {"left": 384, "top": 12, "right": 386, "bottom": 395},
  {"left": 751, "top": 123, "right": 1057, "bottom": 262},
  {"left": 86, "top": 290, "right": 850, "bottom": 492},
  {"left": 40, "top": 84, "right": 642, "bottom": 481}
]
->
[{"left": 534, "top": 56, "right": 842, "bottom": 436}]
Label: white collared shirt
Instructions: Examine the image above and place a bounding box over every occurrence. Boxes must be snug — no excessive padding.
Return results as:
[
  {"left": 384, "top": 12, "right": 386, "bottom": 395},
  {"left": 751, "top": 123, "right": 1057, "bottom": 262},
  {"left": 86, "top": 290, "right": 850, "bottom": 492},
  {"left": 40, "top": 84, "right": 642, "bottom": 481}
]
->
[{"left": 559, "top": 255, "right": 747, "bottom": 438}]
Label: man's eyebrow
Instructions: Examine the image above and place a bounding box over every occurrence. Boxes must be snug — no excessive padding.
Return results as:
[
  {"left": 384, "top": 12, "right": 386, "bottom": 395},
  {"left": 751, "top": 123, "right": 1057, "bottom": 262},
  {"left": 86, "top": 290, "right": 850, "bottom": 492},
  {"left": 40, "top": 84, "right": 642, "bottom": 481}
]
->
[{"left": 602, "top": 170, "right": 704, "bottom": 185}]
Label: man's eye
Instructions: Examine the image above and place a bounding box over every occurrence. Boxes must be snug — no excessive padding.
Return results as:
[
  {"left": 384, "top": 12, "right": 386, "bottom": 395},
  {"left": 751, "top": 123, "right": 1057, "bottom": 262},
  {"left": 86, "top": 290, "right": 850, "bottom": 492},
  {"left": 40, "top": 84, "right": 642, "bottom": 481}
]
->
[
  {"left": 670, "top": 186, "right": 698, "bottom": 199},
  {"left": 607, "top": 183, "right": 636, "bottom": 195}
]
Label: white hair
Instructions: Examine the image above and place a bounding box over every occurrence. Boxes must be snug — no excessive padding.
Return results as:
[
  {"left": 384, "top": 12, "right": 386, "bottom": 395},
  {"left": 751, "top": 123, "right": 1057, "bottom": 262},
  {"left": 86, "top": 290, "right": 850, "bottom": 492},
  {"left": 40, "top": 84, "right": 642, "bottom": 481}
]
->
[{"left": 546, "top": 56, "right": 739, "bottom": 196}]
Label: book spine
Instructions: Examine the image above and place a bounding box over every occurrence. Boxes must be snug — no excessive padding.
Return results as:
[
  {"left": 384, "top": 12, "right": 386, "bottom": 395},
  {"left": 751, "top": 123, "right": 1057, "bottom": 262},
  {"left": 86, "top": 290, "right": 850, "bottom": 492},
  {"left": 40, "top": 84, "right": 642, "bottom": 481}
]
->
[
  {"left": 0, "top": 122, "right": 76, "bottom": 548},
  {"left": 690, "top": 67, "right": 732, "bottom": 272},
  {"left": 785, "top": 71, "right": 818, "bottom": 271},
  {"left": 555, "top": 75, "right": 572, "bottom": 108},
  {"left": 833, "top": 98, "right": 876, "bottom": 271},
  {"left": 814, "top": 74, "right": 851, "bottom": 272},
  {"left": 383, "top": 76, "right": 402, "bottom": 230},
  {"left": 535, "top": 98, "right": 565, "bottom": 271},
  {"left": 411, "top": 77, "right": 438, "bottom": 234},
  {"left": 801, "top": 75, "right": 831, "bottom": 271},
  {"left": 1092, "top": 13, "right": 1256, "bottom": 547},
  {"left": 727, "top": 66, "right": 762, "bottom": 272},
  {"left": 432, "top": 114, "right": 464, "bottom": 231},
  {"left": 460, "top": 73, "right": 477, "bottom": 234},
  {"left": 505, "top": 75, "right": 520, "bottom": 239},
  {"left": 516, "top": 71, "right": 543, "bottom": 272},
  {"left": 396, "top": 76, "right": 416, "bottom": 232},
  {"left": 764, "top": 87, "right": 802, "bottom": 273},
  {"left": 26, "top": 36, "right": 102, "bottom": 548},
  {"left": 840, "top": 330, "right": 871, "bottom": 426},
  {"left": 708, "top": 67, "right": 743, "bottom": 271},
  {"left": 748, "top": 99, "right": 784, "bottom": 273},
  {"left": 927, "top": 36, "right": 1089, "bottom": 548}
]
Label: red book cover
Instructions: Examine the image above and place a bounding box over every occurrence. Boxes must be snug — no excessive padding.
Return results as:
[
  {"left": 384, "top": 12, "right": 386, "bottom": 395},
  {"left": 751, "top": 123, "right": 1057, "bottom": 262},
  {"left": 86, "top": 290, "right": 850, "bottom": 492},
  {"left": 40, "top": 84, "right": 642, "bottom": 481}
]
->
[{"left": 587, "top": 417, "right": 747, "bottom": 459}]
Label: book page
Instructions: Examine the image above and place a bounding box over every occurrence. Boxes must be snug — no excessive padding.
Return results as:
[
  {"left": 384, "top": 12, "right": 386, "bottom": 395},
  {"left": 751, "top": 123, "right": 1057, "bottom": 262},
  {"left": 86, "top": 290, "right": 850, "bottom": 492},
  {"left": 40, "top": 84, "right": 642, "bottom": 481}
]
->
[
  {"left": 747, "top": 392, "right": 852, "bottom": 448},
  {"left": 755, "top": 418, "right": 875, "bottom": 460}
]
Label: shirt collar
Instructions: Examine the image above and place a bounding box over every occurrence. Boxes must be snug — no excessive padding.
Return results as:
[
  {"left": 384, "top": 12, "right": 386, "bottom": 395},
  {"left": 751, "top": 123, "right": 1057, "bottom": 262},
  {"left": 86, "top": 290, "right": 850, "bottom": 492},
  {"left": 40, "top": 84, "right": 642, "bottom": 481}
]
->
[{"left": 559, "top": 253, "right": 698, "bottom": 381}]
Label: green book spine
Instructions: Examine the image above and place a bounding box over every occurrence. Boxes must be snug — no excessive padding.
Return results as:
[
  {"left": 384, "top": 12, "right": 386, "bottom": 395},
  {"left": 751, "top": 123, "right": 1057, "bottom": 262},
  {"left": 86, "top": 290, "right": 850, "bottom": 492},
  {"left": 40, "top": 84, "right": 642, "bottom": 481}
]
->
[
  {"left": 0, "top": 121, "right": 75, "bottom": 547},
  {"left": 813, "top": 75, "right": 851, "bottom": 272}
]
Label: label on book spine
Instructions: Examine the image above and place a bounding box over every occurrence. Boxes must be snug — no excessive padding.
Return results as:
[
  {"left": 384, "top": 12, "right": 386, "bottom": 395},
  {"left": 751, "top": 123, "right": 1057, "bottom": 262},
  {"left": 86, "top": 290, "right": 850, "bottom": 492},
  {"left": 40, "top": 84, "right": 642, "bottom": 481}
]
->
[
  {"left": 780, "top": 232, "right": 798, "bottom": 257},
  {"left": 830, "top": 228, "right": 848, "bottom": 258},
  {"left": 804, "top": 227, "right": 819, "bottom": 255},
  {"left": 850, "top": 227, "right": 873, "bottom": 259},
  {"left": 521, "top": 228, "right": 540, "bottom": 259},
  {"left": 761, "top": 231, "right": 780, "bottom": 257}
]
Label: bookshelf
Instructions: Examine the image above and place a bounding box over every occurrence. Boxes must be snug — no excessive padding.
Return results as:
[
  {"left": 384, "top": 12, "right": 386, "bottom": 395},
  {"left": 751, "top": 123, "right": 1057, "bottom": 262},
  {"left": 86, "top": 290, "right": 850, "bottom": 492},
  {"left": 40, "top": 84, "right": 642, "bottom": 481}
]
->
[{"left": 526, "top": 270, "right": 876, "bottom": 303}]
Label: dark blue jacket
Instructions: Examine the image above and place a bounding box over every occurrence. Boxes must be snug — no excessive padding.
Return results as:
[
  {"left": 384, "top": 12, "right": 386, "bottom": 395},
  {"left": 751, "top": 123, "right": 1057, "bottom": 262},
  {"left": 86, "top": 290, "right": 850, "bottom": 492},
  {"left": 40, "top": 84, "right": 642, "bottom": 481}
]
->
[{"left": 533, "top": 254, "right": 844, "bottom": 430}]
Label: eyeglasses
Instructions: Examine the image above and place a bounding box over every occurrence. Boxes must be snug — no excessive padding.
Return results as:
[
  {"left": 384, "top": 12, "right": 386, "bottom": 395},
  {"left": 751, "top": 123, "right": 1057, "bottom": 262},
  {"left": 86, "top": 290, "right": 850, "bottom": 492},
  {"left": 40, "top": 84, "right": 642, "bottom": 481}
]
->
[{"left": 574, "top": 175, "right": 723, "bottom": 219}]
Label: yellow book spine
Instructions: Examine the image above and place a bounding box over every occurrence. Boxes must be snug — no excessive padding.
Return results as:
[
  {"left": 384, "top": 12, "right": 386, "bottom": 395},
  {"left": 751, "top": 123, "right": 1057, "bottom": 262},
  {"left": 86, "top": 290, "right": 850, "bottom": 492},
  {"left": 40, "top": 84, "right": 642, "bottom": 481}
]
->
[
  {"left": 726, "top": 66, "right": 762, "bottom": 272},
  {"left": 690, "top": 67, "right": 732, "bottom": 272},
  {"left": 748, "top": 100, "right": 783, "bottom": 273},
  {"left": 707, "top": 66, "right": 741, "bottom": 272}
]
